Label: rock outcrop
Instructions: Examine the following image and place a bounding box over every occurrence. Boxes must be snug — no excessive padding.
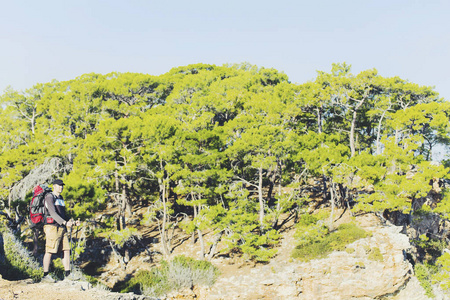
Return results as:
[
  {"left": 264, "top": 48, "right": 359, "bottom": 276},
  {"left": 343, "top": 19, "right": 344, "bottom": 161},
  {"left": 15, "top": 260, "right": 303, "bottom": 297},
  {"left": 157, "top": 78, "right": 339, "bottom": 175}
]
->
[
  {"left": 192, "top": 219, "right": 430, "bottom": 300},
  {"left": 296, "top": 225, "right": 421, "bottom": 300}
]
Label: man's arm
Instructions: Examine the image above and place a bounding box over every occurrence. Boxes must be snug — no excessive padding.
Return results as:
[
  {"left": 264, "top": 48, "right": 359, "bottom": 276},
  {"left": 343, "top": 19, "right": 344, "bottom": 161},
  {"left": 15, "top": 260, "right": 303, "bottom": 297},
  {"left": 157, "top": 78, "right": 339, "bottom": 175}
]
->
[{"left": 44, "top": 194, "right": 67, "bottom": 226}]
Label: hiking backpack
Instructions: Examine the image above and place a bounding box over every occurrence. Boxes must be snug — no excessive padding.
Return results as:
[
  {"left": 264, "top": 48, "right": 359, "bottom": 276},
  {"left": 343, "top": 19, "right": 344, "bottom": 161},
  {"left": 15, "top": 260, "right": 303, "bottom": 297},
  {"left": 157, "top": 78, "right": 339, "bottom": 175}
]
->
[{"left": 29, "top": 184, "right": 52, "bottom": 229}]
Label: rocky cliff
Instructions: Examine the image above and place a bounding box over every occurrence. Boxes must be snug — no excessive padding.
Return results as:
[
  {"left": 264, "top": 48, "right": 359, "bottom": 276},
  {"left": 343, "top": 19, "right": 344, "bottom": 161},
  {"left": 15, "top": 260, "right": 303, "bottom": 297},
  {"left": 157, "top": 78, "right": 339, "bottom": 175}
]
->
[{"left": 178, "top": 213, "right": 432, "bottom": 300}]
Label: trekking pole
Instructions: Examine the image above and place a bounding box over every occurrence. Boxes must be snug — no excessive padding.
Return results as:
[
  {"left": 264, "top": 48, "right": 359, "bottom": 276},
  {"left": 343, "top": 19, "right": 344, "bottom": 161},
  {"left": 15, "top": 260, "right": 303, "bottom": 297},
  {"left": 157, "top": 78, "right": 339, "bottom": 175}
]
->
[
  {"left": 69, "top": 224, "right": 74, "bottom": 273},
  {"left": 74, "top": 219, "right": 80, "bottom": 262}
]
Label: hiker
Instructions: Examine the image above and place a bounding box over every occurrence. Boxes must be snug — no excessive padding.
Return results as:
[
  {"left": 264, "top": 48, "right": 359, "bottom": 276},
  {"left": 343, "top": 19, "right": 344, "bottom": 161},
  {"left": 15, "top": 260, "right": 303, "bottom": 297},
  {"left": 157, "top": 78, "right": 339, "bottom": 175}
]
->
[{"left": 41, "top": 179, "right": 80, "bottom": 282}]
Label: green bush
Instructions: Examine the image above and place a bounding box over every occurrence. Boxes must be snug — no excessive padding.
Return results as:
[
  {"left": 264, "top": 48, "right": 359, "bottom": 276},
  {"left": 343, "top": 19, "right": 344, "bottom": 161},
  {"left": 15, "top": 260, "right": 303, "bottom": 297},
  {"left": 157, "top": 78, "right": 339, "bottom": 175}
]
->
[
  {"left": 432, "top": 252, "right": 450, "bottom": 296},
  {"left": 292, "top": 222, "right": 368, "bottom": 262},
  {"left": 0, "top": 228, "right": 43, "bottom": 282},
  {"left": 117, "top": 255, "right": 220, "bottom": 297},
  {"left": 50, "top": 257, "right": 66, "bottom": 280},
  {"left": 415, "top": 262, "right": 437, "bottom": 298},
  {"left": 297, "top": 214, "right": 319, "bottom": 227},
  {"left": 330, "top": 223, "right": 369, "bottom": 251},
  {"left": 121, "top": 268, "right": 170, "bottom": 296},
  {"left": 413, "top": 234, "right": 446, "bottom": 259},
  {"left": 108, "top": 227, "right": 140, "bottom": 248}
]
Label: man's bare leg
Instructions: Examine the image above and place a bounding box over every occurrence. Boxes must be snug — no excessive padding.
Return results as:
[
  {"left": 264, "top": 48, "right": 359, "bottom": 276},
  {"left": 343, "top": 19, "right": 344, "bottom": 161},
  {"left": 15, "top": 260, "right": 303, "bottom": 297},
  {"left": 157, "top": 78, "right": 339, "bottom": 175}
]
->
[
  {"left": 63, "top": 250, "right": 70, "bottom": 272},
  {"left": 43, "top": 252, "right": 52, "bottom": 273}
]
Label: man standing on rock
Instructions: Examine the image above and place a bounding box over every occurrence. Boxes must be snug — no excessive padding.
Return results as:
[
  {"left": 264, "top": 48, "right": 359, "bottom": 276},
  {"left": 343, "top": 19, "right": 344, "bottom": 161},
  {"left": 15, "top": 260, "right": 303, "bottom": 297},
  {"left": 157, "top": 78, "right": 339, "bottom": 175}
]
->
[{"left": 41, "top": 179, "right": 80, "bottom": 282}]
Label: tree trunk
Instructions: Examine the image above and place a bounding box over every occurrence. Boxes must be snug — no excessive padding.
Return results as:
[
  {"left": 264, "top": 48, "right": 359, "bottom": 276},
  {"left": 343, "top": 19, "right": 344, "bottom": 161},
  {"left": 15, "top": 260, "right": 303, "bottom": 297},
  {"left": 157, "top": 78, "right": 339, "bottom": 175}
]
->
[
  {"left": 194, "top": 203, "right": 205, "bottom": 258},
  {"left": 329, "top": 181, "right": 335, "bottom": 230},
  {"left": 126, "top": 181, "right": 133, "bottom": 217},
  {"left": 159, "top": 160, "right": 171, "bottom": 258},
  {"left": 266, "top": 168, "right": 277, "bottom": 207},
  {"left": 109, "top": 240, "right": 126, "bottom": 270},
  {"left": 191, "top": 201, "right": 197, "bottom": 245},
  {"left": 317, "top": 107, "right": 323, "bottom": 134},
  {"left": 349, "top": 99, "right": 365, "bottom": 158},
  {"left": 120, "top": 184, "right": 127, "bottom": 230},
  {"left": 197, "top": 229, "right": 205, "bottom": 259},
  {"left": 207, "top": 231, "right": 223, "bottom": 261},
  {"left": 389, "top": 129, "right": 400, "bottom": 174},
  {"left": 115, "top": 164, "right": 120, "bottom": 191},
  {"left": 376, "top": 107, "right": 389, "bottom": 155},
  {"left": 160, "top": 181, "right": 170, "bottom": 257},
  {"left": 114, "top": 163, "right": 124, "bottom": 230},
  {"left": 322, "top": 174, "right": 328, "bottom": 202},
  {"left": 31, "top": 113, "right": 36, "bottom": 135},
  {"left": 350, "top": 108, "right": 358, "bottom": 158},
  {"left": 272, "top": 160, "right": 283, "bottom": 229},
  {"left": 258, "top": 167, "right": 264, "bottom": 229}
]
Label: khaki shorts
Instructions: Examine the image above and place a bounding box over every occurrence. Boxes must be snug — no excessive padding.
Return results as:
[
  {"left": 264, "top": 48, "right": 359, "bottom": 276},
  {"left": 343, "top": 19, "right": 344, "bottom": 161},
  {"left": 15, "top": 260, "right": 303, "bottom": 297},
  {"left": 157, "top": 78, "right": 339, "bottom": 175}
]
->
[{"left": 43, "top": 225, "right": 70, "bottom": 253}]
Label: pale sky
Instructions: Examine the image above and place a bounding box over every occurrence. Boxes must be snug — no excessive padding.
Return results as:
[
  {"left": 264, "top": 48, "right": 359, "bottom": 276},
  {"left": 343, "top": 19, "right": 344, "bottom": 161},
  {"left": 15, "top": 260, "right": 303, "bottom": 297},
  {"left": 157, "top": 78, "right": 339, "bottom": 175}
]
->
[{"left": 1, "top": 0, "right": 449, "bottom": 99}]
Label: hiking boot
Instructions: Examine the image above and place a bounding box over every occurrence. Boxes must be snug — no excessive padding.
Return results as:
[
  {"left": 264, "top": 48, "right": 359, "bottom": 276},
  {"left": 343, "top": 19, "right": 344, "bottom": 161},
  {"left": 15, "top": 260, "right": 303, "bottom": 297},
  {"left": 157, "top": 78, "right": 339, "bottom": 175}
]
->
[{"left": 41, "top": 274, "right": 56, "bottom": 283}]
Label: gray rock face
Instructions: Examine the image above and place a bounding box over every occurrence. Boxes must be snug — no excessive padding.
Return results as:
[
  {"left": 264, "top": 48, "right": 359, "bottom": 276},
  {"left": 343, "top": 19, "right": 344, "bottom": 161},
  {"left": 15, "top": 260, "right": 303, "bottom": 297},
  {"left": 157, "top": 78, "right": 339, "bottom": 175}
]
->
[
  {"left": 201, "top": 223, "right": 430, "bottom": 300},
  {"left": 296, "top": 225, "right": 420, "bottom": 300}
]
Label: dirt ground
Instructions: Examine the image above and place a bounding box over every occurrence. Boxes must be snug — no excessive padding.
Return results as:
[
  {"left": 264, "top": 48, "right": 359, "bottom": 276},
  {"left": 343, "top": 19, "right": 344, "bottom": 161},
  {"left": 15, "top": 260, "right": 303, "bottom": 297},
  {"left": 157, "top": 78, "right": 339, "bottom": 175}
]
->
[{"left": 0, "top": 278, "right": 100, "bottom": 300}]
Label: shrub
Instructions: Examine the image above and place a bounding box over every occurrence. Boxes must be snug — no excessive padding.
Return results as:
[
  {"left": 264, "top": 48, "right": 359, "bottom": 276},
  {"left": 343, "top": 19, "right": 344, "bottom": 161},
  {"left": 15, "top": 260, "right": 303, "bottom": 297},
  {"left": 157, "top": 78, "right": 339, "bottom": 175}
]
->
[
  {"left": 50, "top": 257, "right": 82, "bottom": 281},
  {"left": 236, "top": 229, "right": 279, "bottom": 262},
  {"left": 292, "top": 222, "right": 369, "bottom": 262},
  {"left": 432, "top": 252, "right": 450, "bottom": 295},
  {"left": 169, "top": 255, "right": 220, "bottom": 287},
  {"left": 117, "top": 255, "right": 220, "bottom": 297},
  {"left": 413, "top": 234, "right": 446, "bottom": 260},
  {"left": 108, "top": 227, "right": 140, "bottom": 248},
  {"left": 330, "top": 223, "right": 369, "bottom": 251},
  {"left": 120, "top": 268, "right": 170, "bottom": 296},
  {"left": 415, "top": 262, "right": 437, "bottom": 298},
  {"left": 0, "top": 228, "right": 43, "bottom": 281},
  {"left": 297, "top": 214, "right": 319, "bottom": 227}
]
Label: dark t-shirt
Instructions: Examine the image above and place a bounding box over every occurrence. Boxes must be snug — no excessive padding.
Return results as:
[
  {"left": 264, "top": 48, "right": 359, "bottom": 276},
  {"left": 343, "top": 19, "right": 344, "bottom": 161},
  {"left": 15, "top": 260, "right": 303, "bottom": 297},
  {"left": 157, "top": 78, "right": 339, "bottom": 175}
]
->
[{"left": 44, "top": 192, "right": 68, "bottom": 226}]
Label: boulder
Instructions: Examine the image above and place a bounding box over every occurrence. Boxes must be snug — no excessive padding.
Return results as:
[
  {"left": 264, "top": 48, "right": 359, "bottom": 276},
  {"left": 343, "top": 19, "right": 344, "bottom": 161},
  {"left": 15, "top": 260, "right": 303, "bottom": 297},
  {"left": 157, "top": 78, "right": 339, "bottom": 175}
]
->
[
  {"left": 203, "top": 223, "right": 429, "bottom": 299},
  {"left": 296, "top": 225, "right": 427, "bottom": 300}
]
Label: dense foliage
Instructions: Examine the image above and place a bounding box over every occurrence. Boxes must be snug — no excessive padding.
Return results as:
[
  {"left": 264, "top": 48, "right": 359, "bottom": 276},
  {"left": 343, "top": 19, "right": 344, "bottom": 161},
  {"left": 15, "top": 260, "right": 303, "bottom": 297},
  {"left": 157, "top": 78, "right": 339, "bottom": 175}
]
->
[
  {"left": 1, "top": 62, "right": 450, "bottom": 267},
  {"left": 0, "top": 226, "right": 43, "bottom": 281}
]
